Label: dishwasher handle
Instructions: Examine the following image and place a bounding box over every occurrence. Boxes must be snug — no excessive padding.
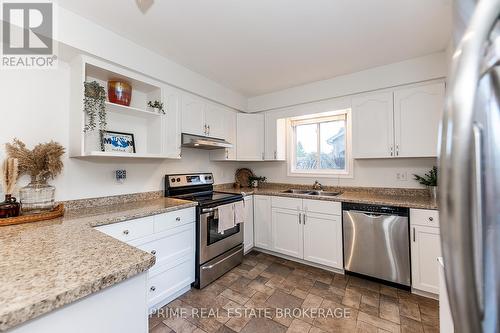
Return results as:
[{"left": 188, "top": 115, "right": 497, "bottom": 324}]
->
[{"left": 345, "top": 210, "right": 395, "bottom": 218}]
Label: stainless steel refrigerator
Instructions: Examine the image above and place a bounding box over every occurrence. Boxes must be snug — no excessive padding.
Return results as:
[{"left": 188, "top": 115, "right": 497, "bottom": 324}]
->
[{"left": 439, "top": 0, "right": 500, "bottom": 332}]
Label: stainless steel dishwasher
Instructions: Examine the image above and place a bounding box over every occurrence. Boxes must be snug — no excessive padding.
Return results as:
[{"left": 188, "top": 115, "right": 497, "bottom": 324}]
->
[{"left": 342, "top": 203, "right": 410, "bottom": 287}]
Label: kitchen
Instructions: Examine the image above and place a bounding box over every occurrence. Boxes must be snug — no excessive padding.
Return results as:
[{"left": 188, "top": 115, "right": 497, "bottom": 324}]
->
[{"left": 0, "top": 1, "right": 498, "bottom": 333}]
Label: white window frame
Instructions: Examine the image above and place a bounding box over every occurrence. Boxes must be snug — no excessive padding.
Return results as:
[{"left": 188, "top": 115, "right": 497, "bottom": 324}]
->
[{"left": 287, "top": 109, "right": 353, "bottom": 178}]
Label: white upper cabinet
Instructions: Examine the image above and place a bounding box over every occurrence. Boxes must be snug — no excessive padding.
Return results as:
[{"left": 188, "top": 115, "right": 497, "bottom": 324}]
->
[
  {"left": 352, "top": 81, "right": 445, "bottom": 159},
  {"left": 163, "top": 86, "right": 182, "bottom": 159},
  {"left": 237, "top": 113, "right": 265, "bottom": 161},
  {"left": 204, "top": 103, "right": 226, "bottom": 139},
  {"left": 264, "top": 113, "right": 286, "bottom": 160},
  {"left": 210, "top": 109, "right": 237, "bottom": 161},
  {"left": 181, "top": 94, "right": 206, "bottom": 136},
  {"left": 394, "top": 82, "right": 445, "bottom": 157},
  {"left": 352, "top": 91, "right": 394, "bottom": 158}
]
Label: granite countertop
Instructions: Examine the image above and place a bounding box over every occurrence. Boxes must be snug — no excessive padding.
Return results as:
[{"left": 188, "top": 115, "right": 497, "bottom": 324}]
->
[
  {"left": 216, "top": 184, "right": 438, "bottom": 210},
  {"left": 0, "top": 197, "right": 197, "bottom": 332}
]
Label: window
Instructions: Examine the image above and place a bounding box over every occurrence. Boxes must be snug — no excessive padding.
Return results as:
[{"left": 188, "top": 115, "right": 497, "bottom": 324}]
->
[{"left": 289, "top": 110, "right": 351, "bottom": 176}]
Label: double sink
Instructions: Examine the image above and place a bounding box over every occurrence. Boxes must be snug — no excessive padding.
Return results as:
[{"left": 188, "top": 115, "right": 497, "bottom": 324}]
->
[{"left": 282, "top": 189, "right": 342, "bottom": 197}]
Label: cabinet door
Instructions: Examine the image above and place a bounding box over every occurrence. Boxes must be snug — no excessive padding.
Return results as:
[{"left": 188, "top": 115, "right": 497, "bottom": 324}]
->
[
  {"left": 411, "top": 225, "right": 441, "bottom": 294},
  {"left": 181, "top": 94, "right": 206, "bottom": 136},
  {"left": 303, "top": 212, "right": 343, "bottom": 269},
  {"left": 394, "top": 82, "right": 445, "bottom": 157},
  {"left": 271, "top": 208, "right": 303, "bottom": 259},
  {"left": 253, "top": 195, "right": 272, "bottom": 250},
  {"left": 264, "top": 113, "right": 286, "bottom": 160},
  {"left": 237, "top": 113, "right": 265, "bottom": 160},
  {"left": 209, "top": 110, "right": 237, "bottom": 161},
  {"left": 243, "top": 196, "right": 254, "bottom": 253},
  {"left": 352, "top": 91, "right": 394, "bottom": 158},
  {"left": 163, "top": 87, "right": 181, "bottom": 158},
  {"left": 205, "top": 103, "right": 226, "bottom": 139}
]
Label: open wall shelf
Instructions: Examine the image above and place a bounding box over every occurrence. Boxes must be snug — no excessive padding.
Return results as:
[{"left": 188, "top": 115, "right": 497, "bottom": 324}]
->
[{"left": 69, "top": 55, "right": 178, "bottom": 159}]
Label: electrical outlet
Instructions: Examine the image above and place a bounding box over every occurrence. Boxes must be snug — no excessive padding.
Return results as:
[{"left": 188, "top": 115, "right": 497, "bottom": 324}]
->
[
  {"left": 115, "top": 169, "right": 127, "bottom": 184},
  {"left": 396, "top": 171, "right": 408, "bottom": 181}
]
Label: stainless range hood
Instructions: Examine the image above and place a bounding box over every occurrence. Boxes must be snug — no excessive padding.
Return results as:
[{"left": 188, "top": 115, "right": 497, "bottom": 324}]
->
[{"left": 181, "top": 133, "right": 233, "bottom": 150}]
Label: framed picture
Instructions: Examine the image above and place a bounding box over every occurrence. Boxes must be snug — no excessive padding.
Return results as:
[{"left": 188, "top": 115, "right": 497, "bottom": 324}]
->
[{"left": 101, "top": 130, "right": 136, "bottom": 153}]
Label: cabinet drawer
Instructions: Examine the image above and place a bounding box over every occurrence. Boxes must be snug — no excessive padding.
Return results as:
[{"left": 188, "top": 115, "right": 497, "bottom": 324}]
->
[
  {"left": 147, "top": 256, "right": 194, "bottom": 306},
  {"left": 272, "top": 196, "right": 302, "bottom": 210},
  {"left": 410, "top": 209, "right": 439, "bottom": 228},
  {"left": 137, "top": 223, "right": 194, "bottom": 271},
  {"left": 95, "top": 216, "right": 154, "bottom": 242},
  {"left": 303, "top": 199, "right": 341, "bottom": 216},
  {"left": 154, "top": 208, "right": 196, "bottom": 233}
]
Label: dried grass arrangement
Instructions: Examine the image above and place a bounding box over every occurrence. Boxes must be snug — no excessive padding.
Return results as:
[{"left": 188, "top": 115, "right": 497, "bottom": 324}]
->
[
  {"left": 5, "top": 139, "right": 65, "bottom": 182},
  {"left": 1, "top": 158, "right": 19, "bottom": 195}
]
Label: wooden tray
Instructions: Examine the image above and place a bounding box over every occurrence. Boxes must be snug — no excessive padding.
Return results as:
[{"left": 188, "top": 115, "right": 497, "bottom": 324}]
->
[
  {"left": 235, "top": 168, "right": 254, "bottom": 187},
  {"left": 0, "top": 204, "right": 64, "bottom": 227}
]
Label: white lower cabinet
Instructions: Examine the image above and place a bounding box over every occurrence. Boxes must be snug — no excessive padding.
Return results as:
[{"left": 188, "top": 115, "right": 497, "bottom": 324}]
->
[
  {"left": 272, "top": 208, "right": 303, "bottom": 259},
  {"left": 95, "top": 207, "right": 196, "bottom": 309},
  {"left": 410, "top": 209, "right": 441, "bottom": 295},
  {"left": 303, "top": 212, "right": 343, "bottom": 268},
  {"left": 253, "top": 196, "right": 343, "bottom": 270},
  {"left": 243, "top": 195, "right": 254, "bottom": 253},
  {"left": 253, "top": 195, "right": 272, "bottom": 250}
]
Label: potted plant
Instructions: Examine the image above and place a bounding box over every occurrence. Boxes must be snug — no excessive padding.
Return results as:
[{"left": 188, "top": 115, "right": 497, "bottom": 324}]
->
[
  {"left": 5, "top": 139, "right": 65, "bottom": 213},
  {"left": 414, "top": 166, "right": 438, "bottom": 203},
  {"left": 83, "top": 81, "right": 107, "bottom": 133},
  {"left": 248, "top": 176, "right": 267, "bottom": 188},
  {"left": 147, "top": 100, "right": 165, "bottom": 114}
]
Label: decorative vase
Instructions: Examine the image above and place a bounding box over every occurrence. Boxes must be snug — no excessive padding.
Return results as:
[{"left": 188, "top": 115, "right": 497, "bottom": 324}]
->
[
  {"left": 108, "top": 80, "right": 132, "bottom": 106},
  {"left": 19, "top": 179, "right": 55, "bottom": 213},
  {"left": 0, "top": 194, "right": 21, "bottom": 218},
  {"left": 429, "top": 186, "right": 438, "bottom": 205},
  {"left": 251, "top": 180, "right": 258, "bottom": 188}
]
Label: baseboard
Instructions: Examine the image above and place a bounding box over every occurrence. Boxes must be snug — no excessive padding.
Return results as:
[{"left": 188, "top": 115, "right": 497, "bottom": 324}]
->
[
  {"left": 411, "top": 288, "right": 439, "bottom": 300},
  {"left": 251, "top": 247, "right": 344, "bottom": 275}
]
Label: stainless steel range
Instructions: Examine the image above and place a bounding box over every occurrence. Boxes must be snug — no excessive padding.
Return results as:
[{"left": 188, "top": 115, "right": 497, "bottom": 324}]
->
[{"left": 165, "top": 173, "right": 244, "bottom": 289}]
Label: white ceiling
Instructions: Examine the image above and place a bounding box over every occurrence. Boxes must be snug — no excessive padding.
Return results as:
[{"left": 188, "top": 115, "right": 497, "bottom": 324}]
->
[{"left": 55, "top": 0, "right": 452, "bottom": 97}]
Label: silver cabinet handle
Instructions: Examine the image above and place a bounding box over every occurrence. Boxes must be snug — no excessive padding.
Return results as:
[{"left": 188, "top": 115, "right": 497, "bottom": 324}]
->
[
  {"left": 151, "top": 250, "right": 156, "bottom": 255},
  {"left": 207, "top": 125, "right": 210, "bottom": 135},
  {"left": 150, "top": 286, "right": 156, "bottom": 292},
  {"left": 390, "top": 146, "right": 393, "bottom": 157},
  {"left": 274, "top": 151, "right": 277, "bottom": 159},
  {"left": 413, "top": 227, "right": 415, "bottom": 242},
  {"left": 226, "top": 149, "right": 229, "bottom": 159},
  {"left": 261, "top": 152, "right": 265, "bottom": 160},
  {"left": 303, "top": 213, "right": 306, "bottom": 225},
  {"left": 298, "top": 213, "right": 302, "bottom": 224},
  {"left": 395, "top": 145, "right": 399, "bottom": 156},
  {"left": 428, "top": 217, "right": 434, "bottom": 222},
  {"left": 176, "top": 217, "right": 181, "bottom": 221},
  {"left": 438, "top": 1, "right": 499, "bottom": 331},
  {"left": 123, "top": 230, "right": 129, "bottom": 235}
]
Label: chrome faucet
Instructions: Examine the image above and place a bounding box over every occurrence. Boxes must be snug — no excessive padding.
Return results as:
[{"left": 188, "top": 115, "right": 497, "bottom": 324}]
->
[{"left": 312, "top": 180, "right": 324, "bottom": 191}]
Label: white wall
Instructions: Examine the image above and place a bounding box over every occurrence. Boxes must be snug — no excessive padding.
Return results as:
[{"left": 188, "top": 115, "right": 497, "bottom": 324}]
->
[
  {"left": 0, "top": 61, "right": 240, "bottom": 201},
  {"left": 245, "top": 158, "right": 436, "bottom": 189},
  {"left": 247, "top": 52, "right": 447, "bottom": 112},
  {"left": 56, "top": 6, "right": 246, "bottom": 111}
]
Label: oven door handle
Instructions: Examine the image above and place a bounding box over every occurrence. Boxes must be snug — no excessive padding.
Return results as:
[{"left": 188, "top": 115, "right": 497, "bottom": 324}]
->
[
  {"left": 201, "top": 247, "right": 241, "bottom": 270},
  {"left": 201, "top": 207, "right": 218, "bottom": 214}
]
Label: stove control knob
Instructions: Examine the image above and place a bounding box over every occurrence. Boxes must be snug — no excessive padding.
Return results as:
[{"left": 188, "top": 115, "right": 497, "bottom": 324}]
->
[
  {"left": 176, "top": 178, "right": 181, "bottom": 182},
  {"left": 171, "top": 178, "right": 176, "bottom": 183}
]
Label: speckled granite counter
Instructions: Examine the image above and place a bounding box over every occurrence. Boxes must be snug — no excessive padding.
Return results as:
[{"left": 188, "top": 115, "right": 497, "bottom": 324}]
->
[
  {"left": 0, "top": 196, "right": 197, "bottom": 332},
  {"left": 215, "top": 183, "right": 438, "bottom": 210}
]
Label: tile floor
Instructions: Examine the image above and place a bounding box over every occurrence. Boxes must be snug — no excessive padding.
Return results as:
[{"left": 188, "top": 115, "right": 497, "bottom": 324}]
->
[{"left": 149, "top": 251, "right": 439, "bottom": 333}]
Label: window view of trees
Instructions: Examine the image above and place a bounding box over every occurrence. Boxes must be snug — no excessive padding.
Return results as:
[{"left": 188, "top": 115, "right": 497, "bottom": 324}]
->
[{"left": 295, "top": 119, "right": 346, "bottom": 171}]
